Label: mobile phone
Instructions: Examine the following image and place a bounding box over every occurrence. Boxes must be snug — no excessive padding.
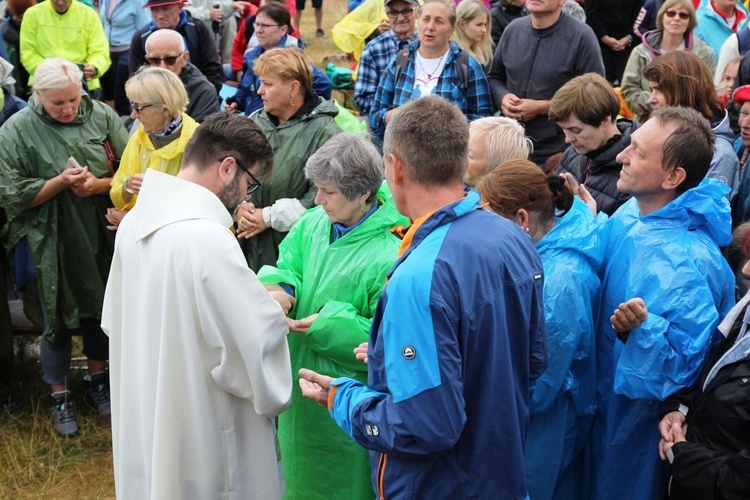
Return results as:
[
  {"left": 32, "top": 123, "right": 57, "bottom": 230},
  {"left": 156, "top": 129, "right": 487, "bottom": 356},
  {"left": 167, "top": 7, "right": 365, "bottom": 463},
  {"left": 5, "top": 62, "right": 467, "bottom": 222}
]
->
[{"left": 66, "top": 156, "right": 83, "bottom": 171}]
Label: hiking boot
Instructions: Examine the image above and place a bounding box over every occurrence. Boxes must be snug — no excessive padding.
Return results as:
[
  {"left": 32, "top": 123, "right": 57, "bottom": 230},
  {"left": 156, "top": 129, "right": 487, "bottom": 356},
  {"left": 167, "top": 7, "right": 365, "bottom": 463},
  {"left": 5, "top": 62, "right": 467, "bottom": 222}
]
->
[
  {"left": 84, "top": 371, "right": 111, "bottom": 417},
  {"left": 51, "top": 390, "right": 79, "bottom": 437},
  {"left": 316, "top": 28, "right": 325, "bottom": 38}
]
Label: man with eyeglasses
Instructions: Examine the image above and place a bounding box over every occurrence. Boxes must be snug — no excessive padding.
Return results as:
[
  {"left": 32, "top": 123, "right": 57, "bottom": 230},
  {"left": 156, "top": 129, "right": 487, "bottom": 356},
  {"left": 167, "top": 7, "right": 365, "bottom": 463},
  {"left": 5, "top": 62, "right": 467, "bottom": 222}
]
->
[
  {"left": 129, "top": 0, "right": 223, "bottom": 94},
  {"left": 103, "top": 113, "right": 294, "bottom": 499},
  {"left": 145, "top": 28, "right": 220, "bottom": 122},
  {"left": 353, "top": 0, "right": 417, "bottom": 117}
]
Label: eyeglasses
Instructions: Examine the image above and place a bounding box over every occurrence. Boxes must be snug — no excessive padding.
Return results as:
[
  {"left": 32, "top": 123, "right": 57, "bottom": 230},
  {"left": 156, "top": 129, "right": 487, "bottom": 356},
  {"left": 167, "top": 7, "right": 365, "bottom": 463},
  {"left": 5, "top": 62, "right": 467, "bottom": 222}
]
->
[
  {"left": 254, "top": 22, "right": 280, "bottom": 29},
  {"left": 664, "top": 10, "right": 690, "bottom": 20},
  {"left": 130, "top": 102, "right": 154, "bottom": 114},
  {"left": 386, "top": 6, "right": 415, "bottom": 18},
  {"left": 145, "top": 52, "right": 185, "bottom": 65},
  {"left": 222, "top": 157, "right": 262, "bottom": 196}
]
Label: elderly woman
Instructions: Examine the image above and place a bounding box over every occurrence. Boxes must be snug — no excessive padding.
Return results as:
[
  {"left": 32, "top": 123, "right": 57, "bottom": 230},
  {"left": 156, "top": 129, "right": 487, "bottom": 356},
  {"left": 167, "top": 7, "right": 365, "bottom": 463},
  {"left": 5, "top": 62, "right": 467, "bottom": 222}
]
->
[
  {"left": 643, "top": 50, "right": 739, "bottom": 200},
  {"left": 235, "top": 47, "right": 341, "bottom": 271},
  {"left": 621, "top": 0, "right": 715, "bottom": 123},
  {"left": 106, "top": 66, "right": 199, "bottom": 229},
  {"left": 551, "top": 73, "right": 636, "bottom": 216},
  {"left": 368, "top": 0, "right": 492, "bottom": 147},
  {"left": 257, "top": 133, "right": 407, "bottom": 499},
  {"left": 225, "top": 2, "right": 332, "bottom": 115},
  {"left": 477, "top": 160, "right": 602, "bottom": 500},
  {"left": 0, "top": 58, "right": 127, "bottom": 436},
  {"left": 465, "top": 115, "right": 530, "bottom": 186}
]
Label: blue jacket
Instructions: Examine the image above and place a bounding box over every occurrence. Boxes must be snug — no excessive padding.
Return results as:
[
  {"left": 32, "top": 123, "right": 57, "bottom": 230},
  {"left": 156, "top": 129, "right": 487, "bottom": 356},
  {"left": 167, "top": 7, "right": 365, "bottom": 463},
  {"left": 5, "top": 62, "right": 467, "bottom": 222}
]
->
[
  {"left": 100, "top": 0, "right": 151, "bottom": 48},
  {"left": 591, "top": 178, "right": 736, "bottom": 500},
  {"left": 368, "top": 41, "right": 493, "bottom": 142},
  {"left": 695, "top": 0, "right": 750, "bottom": 59},
  {"left": 234, "top": 35, "right": 333, "bottom": 115},
  {"left": 0, "top": 88, "right": 26, "bottom": 126},
  {"left": 709, "top": 110, "right": 740, "bottom": 202},
  {"left": 327, "top": 189, "right": 547, "bottom": 499},
  {"left": 525, "top": 198, "right": 603, "bottom": 500}
]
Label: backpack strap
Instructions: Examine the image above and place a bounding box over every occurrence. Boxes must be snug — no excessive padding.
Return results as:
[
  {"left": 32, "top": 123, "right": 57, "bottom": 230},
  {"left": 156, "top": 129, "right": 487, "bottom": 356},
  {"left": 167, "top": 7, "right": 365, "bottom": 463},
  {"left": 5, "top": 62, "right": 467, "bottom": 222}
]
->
[
  {"left": 393, "top": 48, "right": 409, "bottom": 84},
  {"left": 456, "top": 50, "right": 470, "bottom": 91}
]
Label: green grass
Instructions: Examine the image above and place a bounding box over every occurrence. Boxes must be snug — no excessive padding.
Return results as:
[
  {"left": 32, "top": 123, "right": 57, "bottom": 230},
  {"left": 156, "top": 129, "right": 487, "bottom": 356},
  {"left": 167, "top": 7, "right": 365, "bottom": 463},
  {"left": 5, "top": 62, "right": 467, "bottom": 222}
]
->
[{"left": 0, "top": 2, "right": 352, "bottom": 497}]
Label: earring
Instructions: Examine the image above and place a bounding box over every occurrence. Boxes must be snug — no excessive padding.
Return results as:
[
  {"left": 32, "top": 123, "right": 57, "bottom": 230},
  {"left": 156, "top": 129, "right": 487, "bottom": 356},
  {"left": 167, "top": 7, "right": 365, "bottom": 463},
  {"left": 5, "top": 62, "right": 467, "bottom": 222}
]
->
[{"left": 524, "top": 227, "right": 530, "bottom": 233}]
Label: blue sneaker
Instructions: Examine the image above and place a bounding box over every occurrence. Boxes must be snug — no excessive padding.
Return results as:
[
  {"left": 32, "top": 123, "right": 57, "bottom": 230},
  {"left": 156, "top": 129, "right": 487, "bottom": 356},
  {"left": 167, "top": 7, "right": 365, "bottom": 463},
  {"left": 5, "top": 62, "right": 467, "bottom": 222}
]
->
[{"left": 51, "top": 390, "right": 79, "bottom": 437}]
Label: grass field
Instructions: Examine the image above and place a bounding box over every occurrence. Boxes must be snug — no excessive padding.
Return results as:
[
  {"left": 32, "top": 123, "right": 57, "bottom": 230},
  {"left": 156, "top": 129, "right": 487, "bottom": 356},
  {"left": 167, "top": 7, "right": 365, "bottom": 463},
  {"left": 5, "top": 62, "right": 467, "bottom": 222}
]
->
[{"left": 0, "top": 1, "right": 353, "bottom": 497}]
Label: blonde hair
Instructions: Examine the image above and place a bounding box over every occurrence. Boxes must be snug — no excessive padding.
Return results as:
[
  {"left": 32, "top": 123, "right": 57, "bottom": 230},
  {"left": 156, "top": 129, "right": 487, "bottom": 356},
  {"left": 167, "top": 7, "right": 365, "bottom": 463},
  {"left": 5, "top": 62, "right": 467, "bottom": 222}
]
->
[
  {"left": 470, "top": 117, "right": 532, "bottom": 173},
  {"left": 420, "top": 0, "right": 457, "bottom": 26},
  {"left": 253, "top": 47, "right": 313, "bottom": 97},
  {"left": 454, "top": 0, "right": 493, "bottom": 66},
  {"left": 33, "top": 58, "right": 82, "bottom": 92},
  {"left": 125, "top": 66, "right": 188, "bottom": 118}
]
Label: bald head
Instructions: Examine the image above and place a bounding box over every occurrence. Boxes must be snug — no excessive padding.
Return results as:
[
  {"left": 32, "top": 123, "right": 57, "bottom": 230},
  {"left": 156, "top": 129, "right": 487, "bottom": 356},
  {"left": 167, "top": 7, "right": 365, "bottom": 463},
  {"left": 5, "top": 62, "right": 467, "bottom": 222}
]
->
[{"left": 145, "top": 29, "right": 188, "bottom": 75}]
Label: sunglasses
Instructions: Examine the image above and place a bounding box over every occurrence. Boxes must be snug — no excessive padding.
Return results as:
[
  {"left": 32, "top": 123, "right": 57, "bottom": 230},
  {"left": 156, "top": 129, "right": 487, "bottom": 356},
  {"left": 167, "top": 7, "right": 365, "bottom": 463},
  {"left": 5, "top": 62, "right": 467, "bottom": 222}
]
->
[
  {"left": 145, "top": 52, "right": 185, "bottom": 65},
  {"left": 664, "top": 10, "right": 690, "bottom": 20},
  {"left": 386, "top": 6, "right": 415, "bottom": 18},
  {"left": 222, "top": 157, "right": 262, "bottom": 196},
  {"left": 130, "top": 102, "right": 154, "bottom": 114}
]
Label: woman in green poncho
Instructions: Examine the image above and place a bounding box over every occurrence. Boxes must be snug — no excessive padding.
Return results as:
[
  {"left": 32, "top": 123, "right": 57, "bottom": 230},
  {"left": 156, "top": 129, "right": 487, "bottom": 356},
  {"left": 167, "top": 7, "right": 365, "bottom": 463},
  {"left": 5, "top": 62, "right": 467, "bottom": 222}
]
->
[
  {"left": 0, "top": 58, "right": 127, "bottom": 437},
  {"left": 256, "top": 133, "right": 408, "bottom": 499}
]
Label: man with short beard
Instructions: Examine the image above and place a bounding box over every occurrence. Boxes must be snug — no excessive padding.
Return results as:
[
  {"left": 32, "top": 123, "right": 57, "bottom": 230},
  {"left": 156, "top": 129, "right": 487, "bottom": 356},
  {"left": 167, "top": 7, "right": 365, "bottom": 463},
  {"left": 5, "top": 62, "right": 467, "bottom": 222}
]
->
[{"left": 102, "top": 114, "right": 293, "bottom": 499}]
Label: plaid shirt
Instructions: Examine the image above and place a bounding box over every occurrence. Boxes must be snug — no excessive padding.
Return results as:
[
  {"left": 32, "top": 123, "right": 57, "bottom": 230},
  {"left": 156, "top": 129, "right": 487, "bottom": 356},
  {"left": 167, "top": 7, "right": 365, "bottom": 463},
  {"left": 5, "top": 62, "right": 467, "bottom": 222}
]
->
[
  {"left": 354, "top": 29, "right": 417, "bottom": 116},
  {"left": 368, "top": 41, "right": 493, "bottom": 140}
]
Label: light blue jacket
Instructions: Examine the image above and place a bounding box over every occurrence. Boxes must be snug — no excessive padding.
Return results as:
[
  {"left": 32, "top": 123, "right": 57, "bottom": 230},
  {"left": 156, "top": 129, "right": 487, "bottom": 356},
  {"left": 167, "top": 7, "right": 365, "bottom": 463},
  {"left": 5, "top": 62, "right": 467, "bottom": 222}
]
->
[
  {"left": 99, "top": 0, "right": 151, "bottom": 48},
  {"left": 590, "top": 178, "right": 735, "bottom": 500},
  {"left": 695, "top": 0, "right": 749, "bottom": 59},
  {"left": 525, "top": 198, "right": 603, "bottom": 500}
]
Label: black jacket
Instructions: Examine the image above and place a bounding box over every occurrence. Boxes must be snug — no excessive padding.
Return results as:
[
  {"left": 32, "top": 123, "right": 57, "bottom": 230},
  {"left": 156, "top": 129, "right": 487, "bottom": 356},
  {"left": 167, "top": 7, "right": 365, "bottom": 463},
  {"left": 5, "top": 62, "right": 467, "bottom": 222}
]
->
[
  {"left": 556, "top": 119, "right": 635, "bottom": 216},
  {"left": 490, "top": 0, "right": 527, "bottom": 47},
  {"left": 180, "top": 62, "right": 220, "bottom": 122},
  {"left": 129, "top": 10, "right": 222, "bottom": 94},
  {"left": 660, "top": 303, "right": 750, "bottom": 500}
]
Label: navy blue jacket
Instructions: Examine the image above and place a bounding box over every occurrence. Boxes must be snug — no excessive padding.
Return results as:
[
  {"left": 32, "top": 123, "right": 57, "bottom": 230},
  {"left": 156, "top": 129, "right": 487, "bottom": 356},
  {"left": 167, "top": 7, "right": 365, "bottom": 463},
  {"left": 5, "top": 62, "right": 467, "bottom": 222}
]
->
[
  {"left": 0, "top": 89, "right": 25, "bottom": 126},
  {"left": 328, "top": 190, "right": 547, "bottom": 499}
]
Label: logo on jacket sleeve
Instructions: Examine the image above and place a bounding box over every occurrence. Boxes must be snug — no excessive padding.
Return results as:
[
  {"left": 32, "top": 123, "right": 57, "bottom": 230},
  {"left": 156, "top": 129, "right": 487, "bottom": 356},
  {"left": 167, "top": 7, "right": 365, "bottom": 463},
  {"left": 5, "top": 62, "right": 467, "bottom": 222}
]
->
[
  {"left": 365, "top": 424, "right": 380, "bottom": 436},
  {"left": 402, "top": 345, "right": 416, "bottom": 360}
]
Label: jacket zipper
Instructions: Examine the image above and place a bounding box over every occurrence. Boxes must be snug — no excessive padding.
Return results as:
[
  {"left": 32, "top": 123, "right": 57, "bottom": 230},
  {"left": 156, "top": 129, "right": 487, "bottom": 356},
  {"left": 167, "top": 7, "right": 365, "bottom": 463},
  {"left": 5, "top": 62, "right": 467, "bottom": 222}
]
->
[{"left": 377, "top": 452, "right": 388, "bottom": 500}]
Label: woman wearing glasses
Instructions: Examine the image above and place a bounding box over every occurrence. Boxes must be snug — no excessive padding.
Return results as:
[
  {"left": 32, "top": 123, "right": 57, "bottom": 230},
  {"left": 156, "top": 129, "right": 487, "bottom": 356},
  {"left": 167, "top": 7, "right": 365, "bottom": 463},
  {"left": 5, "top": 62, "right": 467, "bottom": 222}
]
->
[
  {"left": 0, "top": 58, "right": 128, "bottom": 436},
  {"left": 225, "top": 2, "right": 332, "bottom": 115},
  {"left": 106, "top": 66, "right": 199, "bottom": 229},
  {"left": 621, "top": 0, "right": 715, "bottom": 123},
  {"left": 235, "top": 47, "right": 341, "bottom": 271},
  {"left": 368, "top": 0, "right": 492, "bottom": 149},
  {"left": 257, "top": 133, "right": 407, "bottom": 500}
]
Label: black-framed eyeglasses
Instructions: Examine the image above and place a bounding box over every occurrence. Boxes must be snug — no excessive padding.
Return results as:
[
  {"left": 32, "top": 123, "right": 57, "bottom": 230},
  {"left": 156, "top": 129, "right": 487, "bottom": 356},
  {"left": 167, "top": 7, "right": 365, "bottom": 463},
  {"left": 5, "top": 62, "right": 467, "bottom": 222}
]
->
[
  {"left": 386, "top": 6, "right": 415, "bottom": 18},
  {"left": 253, "top": 22, "right": 280, "bottom": 29},
  {"left": 130, "top": 102, "right": 154, "bottom": 114},
  {"left": 222, "top": 157, "right": 261, "bottom": 196},
  {"left": 145, "top": 52, "right": 185, "bottom": 65}
]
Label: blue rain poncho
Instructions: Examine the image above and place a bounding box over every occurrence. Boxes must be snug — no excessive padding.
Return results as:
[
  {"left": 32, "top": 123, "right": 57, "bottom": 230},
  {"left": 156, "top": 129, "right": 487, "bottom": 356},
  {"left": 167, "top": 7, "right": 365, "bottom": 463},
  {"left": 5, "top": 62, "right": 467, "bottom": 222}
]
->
[
  {"left": 591, "top": 178, "right": 736, "bottom": 500},
  {"left": 525, "top": 198, "right": 603, "bottom": 500}
]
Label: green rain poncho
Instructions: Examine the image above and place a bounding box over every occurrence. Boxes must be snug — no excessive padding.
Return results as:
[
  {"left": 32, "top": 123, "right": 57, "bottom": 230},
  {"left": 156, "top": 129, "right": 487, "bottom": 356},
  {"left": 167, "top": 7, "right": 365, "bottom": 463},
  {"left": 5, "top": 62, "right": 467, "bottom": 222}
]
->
[
  {"left": 0, "top": 93, "right": 127, "bottom": 340},
  {"left": 257, "top": 184, "right": 407, "bottom": 500}
]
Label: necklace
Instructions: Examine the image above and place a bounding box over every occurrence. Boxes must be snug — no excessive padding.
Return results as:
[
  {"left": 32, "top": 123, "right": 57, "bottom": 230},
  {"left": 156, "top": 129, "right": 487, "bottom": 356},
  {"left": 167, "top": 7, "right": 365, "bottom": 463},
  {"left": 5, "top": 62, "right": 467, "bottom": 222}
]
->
[{"left": 418, "top": 51, "right": 447, "bottom": 80}]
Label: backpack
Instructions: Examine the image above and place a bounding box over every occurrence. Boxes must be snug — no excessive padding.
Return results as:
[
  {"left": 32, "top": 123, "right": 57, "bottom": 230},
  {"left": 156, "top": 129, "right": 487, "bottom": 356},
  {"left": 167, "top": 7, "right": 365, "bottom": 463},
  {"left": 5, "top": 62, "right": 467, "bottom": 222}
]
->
[{"left": 393, "top": 48, "right": 470, "bottom": 90}]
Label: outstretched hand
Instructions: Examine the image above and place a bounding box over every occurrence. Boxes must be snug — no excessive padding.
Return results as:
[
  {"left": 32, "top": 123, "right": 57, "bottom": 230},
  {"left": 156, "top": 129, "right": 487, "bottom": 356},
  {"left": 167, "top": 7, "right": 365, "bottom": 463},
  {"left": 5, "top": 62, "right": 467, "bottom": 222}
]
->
[{"left": 299, "top": 368, "right": 334, "bottom": 408}]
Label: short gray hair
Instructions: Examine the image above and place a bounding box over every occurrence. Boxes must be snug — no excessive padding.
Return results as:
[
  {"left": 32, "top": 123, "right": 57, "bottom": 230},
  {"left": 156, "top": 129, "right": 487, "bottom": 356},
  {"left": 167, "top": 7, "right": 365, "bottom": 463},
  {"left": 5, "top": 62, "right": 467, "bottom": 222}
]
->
[
  {"left": 304, "top": 133, "right": 383, "bottom": 202},
  {"left": 470, "top": 117, "right": 532, "bottom": 172},
  {"left": 34, "top": 58, "right": 82, "bottom": 92},
  {"left": 384, "top": 96, "right": 469, "bottom": 186}
]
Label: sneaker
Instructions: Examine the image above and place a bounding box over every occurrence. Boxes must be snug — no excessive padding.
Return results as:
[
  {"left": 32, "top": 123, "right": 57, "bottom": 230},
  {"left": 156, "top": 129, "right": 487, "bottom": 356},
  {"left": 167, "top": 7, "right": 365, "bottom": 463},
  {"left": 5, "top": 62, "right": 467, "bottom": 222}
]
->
[
  {"left": 84, "top": 371, "right": 111, "bottom": 417},
  {"left": 51, "top": 391, "right": 79, "bottom": 437},
  {"left": 316, "top": 28, "right": 325, "bottom": 38}
]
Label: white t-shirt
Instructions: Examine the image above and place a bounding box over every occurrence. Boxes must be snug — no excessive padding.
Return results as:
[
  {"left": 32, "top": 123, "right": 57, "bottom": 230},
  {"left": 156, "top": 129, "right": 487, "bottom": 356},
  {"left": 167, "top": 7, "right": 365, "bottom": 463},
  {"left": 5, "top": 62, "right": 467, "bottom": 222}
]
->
[{"left": 413, "top": 52, "right": 448, "bottom": 98}]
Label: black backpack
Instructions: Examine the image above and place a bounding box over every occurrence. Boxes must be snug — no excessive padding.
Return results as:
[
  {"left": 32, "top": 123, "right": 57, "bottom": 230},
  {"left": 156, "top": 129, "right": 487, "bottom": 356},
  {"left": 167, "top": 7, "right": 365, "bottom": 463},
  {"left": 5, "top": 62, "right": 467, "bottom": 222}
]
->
[{"left": 393, "top": 48, "right": 470, "bottom": 90}]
